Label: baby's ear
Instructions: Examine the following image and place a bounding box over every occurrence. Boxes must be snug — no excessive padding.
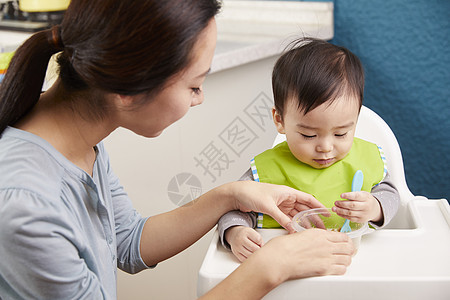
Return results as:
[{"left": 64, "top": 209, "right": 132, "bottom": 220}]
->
[{"left": 272, "top": 107, "right": 286, "bottom": 134}]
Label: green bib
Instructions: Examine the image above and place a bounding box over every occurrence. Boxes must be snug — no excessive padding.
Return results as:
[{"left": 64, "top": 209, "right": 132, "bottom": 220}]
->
[{"left": 251, "top": 138, "right": 386, "bottom": 228}]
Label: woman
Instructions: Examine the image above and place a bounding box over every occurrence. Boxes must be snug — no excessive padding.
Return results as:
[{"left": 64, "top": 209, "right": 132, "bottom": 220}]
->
[{"left": 0, "top": 1, "right": 354, "bottom": 299}]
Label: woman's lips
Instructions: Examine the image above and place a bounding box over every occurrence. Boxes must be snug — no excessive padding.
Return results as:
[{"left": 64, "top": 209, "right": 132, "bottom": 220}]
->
[{"left": 314, "top": 158, "right": 335, "bottom": 165}]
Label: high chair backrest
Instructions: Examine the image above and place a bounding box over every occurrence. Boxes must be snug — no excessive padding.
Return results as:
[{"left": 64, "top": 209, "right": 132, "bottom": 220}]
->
[{"left": 272, "top": 106, "right": 414, "bottom": 204}]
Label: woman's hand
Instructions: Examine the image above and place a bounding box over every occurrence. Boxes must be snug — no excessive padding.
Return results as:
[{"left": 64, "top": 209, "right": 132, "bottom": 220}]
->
[
  {"left": 259, "top": 229, "right": 354, "bottom": 282},
  {"left": 333, "top": 191, "right": 383, "bottom": 224},
  {"left": 202, "top": 228, "right": 355, "bottom": 300},
  {"left": 230, "top": 181, "right": 325, "bottom": 233}
]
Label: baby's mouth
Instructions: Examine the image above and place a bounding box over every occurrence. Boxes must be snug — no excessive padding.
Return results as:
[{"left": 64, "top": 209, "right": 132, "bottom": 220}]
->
[{"left": 313, "top": 158, "right": 335, "bottom": 165}]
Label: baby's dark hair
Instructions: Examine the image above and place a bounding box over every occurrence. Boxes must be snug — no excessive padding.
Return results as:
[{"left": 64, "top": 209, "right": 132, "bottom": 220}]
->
[{"left": 272, "top": 38, "right": 364, "bottom": 117}]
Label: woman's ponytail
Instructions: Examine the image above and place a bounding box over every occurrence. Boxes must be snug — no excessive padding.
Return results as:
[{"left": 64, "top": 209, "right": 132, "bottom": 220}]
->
[
  {"left": 0, "top": 0, "right": 222, "bottom": 136},
  {"left": 0, "top": 26, "right": 63, "bottom": 136}
]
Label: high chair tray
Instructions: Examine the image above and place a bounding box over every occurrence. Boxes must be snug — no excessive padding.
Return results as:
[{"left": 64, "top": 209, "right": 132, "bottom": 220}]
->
[{"left": 198, "top": 198, "right": 450, "bottom": 300}]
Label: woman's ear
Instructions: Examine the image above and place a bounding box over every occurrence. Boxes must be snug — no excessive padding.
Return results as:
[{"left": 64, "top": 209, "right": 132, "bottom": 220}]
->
[
  {"left": 112, "top": 94, "right": 137, "bottom": 111},
  {"left": 272, "top": 107, "right": 286, "bottom": 134},
  {"left": 117, "top": 94, "right": 134, "bottom": 107}
]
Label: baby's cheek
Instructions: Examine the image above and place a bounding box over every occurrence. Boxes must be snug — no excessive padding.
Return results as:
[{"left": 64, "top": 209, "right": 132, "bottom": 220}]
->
[{"left": 337, "top": 144, "right": 353, "bottom": 160}]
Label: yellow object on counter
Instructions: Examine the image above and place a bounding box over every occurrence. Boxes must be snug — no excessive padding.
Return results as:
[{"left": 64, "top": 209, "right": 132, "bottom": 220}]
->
[
  {"left": 0, "top": 52, "right": 14, "bottom": 73},
  {"left": 19, "top": 0, "right": 70, "bottom": 12}
]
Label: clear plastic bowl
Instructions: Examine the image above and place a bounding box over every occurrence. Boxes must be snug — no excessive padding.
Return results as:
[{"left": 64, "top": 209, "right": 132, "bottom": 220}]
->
[{"left": 291, "top": 208, "right": 372, "bottom": 253}]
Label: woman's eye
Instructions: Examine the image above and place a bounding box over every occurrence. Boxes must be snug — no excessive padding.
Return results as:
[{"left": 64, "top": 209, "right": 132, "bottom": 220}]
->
[{"left": 192, "top": 87, "right": 201, "bottom": 95}]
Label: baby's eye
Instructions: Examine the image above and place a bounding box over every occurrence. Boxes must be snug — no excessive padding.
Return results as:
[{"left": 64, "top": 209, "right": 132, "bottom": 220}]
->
[
  {"left": 335, "top": 132, "right": 348, "bottom": 138},
  {"left": 301, "top": 134, "right": 316, "bottom": 139}
]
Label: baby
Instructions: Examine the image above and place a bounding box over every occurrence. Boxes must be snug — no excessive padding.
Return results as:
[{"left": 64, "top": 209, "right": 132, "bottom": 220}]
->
[{"left": 218, "top": 38, "right": 399, "bottom": 262}]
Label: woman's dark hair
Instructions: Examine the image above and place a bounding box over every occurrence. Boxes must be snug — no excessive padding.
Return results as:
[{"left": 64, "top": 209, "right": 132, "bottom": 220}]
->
[
  {"left": 272, "top": 37, "right": 364, "bottom": 118},
  {"left": 0, "top": 0, "right": 221, "bottom": 136}
]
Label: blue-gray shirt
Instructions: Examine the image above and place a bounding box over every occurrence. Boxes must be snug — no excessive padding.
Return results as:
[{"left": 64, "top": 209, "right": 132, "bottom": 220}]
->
[{"left": 0, "top": 127, "right": 150, "bottom": 299}]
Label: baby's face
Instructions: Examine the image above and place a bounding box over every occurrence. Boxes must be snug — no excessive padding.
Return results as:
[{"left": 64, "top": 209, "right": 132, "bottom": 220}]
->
[{"left": 273, "top": 96, "right": 360, "bottom": 169}]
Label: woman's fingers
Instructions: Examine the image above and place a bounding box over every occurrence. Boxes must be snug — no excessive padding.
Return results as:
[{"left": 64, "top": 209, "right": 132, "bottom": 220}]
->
[
  {"left": 327, "top": 262, "right": 350, "bottom": 276},
  {"left": 289, "top": 189, "right": 325, "bottom": 209},
  {"left": 263, "top": 185, "right": 323, "bottom": 232},
  {"left": 258, "top": 229, "right": 355, "bottom": 281},
  {"left": 324, "top": 229, "right": 351, "bottom": 243}
]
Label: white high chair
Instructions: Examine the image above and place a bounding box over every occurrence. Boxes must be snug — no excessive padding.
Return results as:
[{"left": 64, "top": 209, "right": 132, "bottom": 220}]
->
[{"left": 198, "top": 106, "right": 450, "bottom": 299}]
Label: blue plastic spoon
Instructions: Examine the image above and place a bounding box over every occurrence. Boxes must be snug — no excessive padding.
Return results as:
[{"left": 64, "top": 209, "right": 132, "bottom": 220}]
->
[{"left": 340, "top": 170, "right": 364, "bottom": 233}]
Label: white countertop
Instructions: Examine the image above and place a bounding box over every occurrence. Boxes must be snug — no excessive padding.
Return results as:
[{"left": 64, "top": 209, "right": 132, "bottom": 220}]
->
[
  {"left": 1, "top": 2, "right": 334, "bottom": 75},
  {"left": 212, "top": 1, "right": 333, "bottom": 73},
  {"left": 0, "top": 29, "right": 31, "bottom": 52}
]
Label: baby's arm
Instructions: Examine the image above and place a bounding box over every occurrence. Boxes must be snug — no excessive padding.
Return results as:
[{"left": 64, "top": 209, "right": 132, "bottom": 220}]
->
[
  {"left": 218, "top": 209, "right": 257, "bottom": 249},
  {"left": 367, "top": 172, "right": 400, "bottom": 227},
  {"left": 218, "top": 210, "right": 261, "bottom": 262},
  {"left": 333, "top": 171, "right": 400, "bottom": 227},
  {"left": 225, "top": 225, "right": 264, "bottom": 262},
  {"left": 218, "top": 168, "right": 262, "bottom": 261}
]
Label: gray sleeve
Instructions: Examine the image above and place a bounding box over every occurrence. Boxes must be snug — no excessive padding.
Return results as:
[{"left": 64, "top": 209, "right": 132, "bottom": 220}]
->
[
  {"left": 369, "top": 171, "right": 400, "bottom": 228},
  {"left": 217, "top": 168, "right": 257, "bottom": 250},
  {"left": 218, "top": 210, "right": 258, "bottom": 250},
  {"left": 238, "top": 168, "right": 254, "bottom": 181}
]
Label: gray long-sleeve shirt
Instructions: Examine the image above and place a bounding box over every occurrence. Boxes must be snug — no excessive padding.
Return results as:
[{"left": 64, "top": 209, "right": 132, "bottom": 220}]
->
[
  {"left": 0, "top": 127, "right": 150, "bottom": 299},
  {"left": 218, "top": 168, "right": 399, "bottom": 250}
]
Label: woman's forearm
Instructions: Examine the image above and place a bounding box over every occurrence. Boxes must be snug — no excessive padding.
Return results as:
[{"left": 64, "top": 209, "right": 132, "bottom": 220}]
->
[
  {"left": 139, "top": 180, "right": 325, "bottom": 266},
  {"left": 199, "top": 249, "right": 281, "bottom": 300},
  {"left": 139, "top": 182, "right": 237, "bottom": 266}
]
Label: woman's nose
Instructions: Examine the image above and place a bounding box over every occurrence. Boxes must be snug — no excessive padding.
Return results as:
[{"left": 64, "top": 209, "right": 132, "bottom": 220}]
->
[{"left": 192, "top": 96, "right": 204, "bottom": 107}]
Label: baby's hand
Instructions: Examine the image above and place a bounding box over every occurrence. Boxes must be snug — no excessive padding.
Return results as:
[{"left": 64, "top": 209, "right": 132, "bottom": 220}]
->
[
  {"left": 225, "top": 226, "right": 264, "bottom": 262},
  {"left": 333, "top": 191, "right": 383, "bottom": 224}
]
